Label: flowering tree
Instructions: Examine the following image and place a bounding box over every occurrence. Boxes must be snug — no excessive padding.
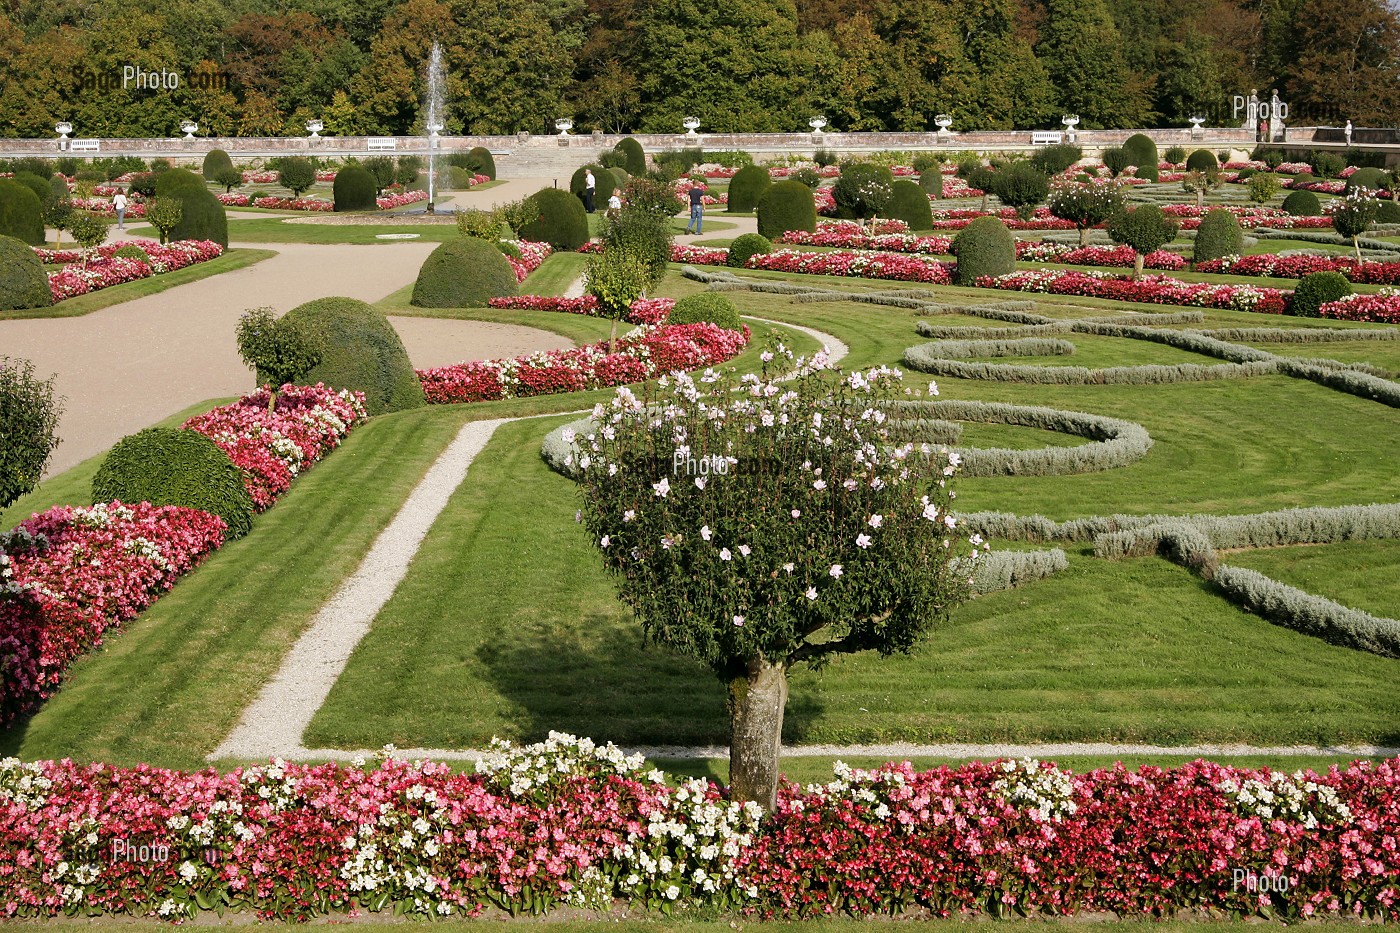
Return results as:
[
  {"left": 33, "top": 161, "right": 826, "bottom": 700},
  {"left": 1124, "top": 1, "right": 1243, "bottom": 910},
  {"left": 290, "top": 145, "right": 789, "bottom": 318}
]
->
[
  {"left": 1330, "top": 187, "right": 1381, "bottom": 261},
  {"left": 1180, "top": 169, "right": 1222, "bottom": 210},
  {"left": 1047, "top": 179, "right": 1129, "bottom": 246},
  {"left": 570, "top": 351, "right": 983, "bottom": 809}
]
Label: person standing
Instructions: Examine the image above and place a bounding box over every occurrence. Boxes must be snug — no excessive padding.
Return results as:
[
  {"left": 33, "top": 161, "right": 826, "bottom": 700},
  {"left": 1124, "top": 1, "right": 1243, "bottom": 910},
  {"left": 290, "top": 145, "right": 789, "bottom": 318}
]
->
[
  {"left": 112, "top": 190, "right": 128, "bottom": 230},
  {"left": 583, "top": 169, "right": 596, "bottom": 213},
  {"left": 1345, "top": 120, "right": 1354, "bottom": 145},
  {"left": 606, "top": 188, "right": 622, "bottom": 218},
  {"left": 685, "top": 183, "right": 705, "bottom": 234}
]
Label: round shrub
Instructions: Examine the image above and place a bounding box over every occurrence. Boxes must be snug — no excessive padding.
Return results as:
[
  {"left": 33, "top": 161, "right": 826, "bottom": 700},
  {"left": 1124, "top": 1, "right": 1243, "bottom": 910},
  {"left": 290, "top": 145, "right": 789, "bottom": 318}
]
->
[
  {"left": 952, "top": 216, "right": 1015, "bottom": 285},
  {"left": 668, "top": 293, "right": 742, "bottom": 331},
  {"left": 12, "top": 172, "right": 51, "bottom": 208},
  {"left": 1378, "top": 201, "right": 1400, "bottom": 224},
  {"left": 129, "top": 173, "right": 158, "bottom": 198},
  {"left": 0, "top": 234, "right": 52, "bottom": 310},
  {"left": 1029, "top": 143, "right": 1082, "bottom": 176},
  {"left": 1282, "top": 189, "right": 1322, "bottom": 216},
  {"left": 518, "top": 187, "right": 589, "bottom": 250},
  {"left": 1192, "top": 209, "right": 1243, "bottom": 265},
  {"left": 112, "top": 244, "right": 151, "bottom": 263},
  {"left": 1122, "top": 134, "right": 1159, "bottom": 181},
  {"left": 888, "top": 178, "right": 933, "bottom": 230},
  {"left": 608, "top": 167, "right": 630, "bottom": 198},
  {"left": 792, "top": 167, "right": 820, "bottom": 188},
  {"left": 333, "top": 165, "right": 378, "bottom": 211},
  {"left": 1185, "top": 149, "right": 1219, "bottom": 173},
  {"left": 1102, "top": 147, "right": 1131, "bottom": 178},
  {"left": 468, "top": 146, "right": 496, "bottom": 180},
  {"left": 202, "top": 148, "right": 234, "bottom": 181},
  {"left": 616, "top": 137, "right": 646, "bottom": 176},
  {"left": 92, "top": 428, "right": 255, "bottom": 539},
  {"left": 833, "top": 163, "right": 896, "bottom": 219},
  {"left": 919, "top": 164, "right": 943, "bottom": 198},
  {"left": 276, "top": 297, "right": 424, "bottom": 415},
  {"left": 1290, "top": 271, "right": 1352, "bottom": 318},
  {"left": 48, "top": 174, "right": 68, "bottom": 206},
  {"left": 569, "top": 163, "right": 608, "bottom": 204},
  {"left": 756, "top": 179, "right": 817, "bottom": 239},
  {"left": 0, "top": 180, "right": 45, "bottom": 245},
  {"left": 411, "top": 238, "right": 518, "bottom": 309},
  {"left": 726, "top": 233, "right": 772, "bottom": 268},
  {"left": 445, "top": 165, "right": 475, "bottom": 190},
  {"left": 1290, "top": 173, "right": 1317, "bottom": 187},
  {"left": 155, "top": 168, "right": 228, "bottom": 247},
  {"left": 727, "top": 164, "right": 772, "bottom": 213},
  {"left": 1346, "top": 167, "right": 1389, "bottom": 194}
]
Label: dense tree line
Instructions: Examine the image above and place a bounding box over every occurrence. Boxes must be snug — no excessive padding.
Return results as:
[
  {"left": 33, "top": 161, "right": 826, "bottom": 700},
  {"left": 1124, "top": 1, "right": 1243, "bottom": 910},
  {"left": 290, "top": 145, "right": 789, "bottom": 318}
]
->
[{"left": 0, "top": 0, "right": 1396, "bottom": 138}]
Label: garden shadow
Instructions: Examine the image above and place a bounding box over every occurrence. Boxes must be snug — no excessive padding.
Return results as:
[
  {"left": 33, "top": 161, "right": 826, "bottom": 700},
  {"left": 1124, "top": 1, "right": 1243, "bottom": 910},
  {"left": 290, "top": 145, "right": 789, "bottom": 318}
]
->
[{"left": 474, "top": 610, "right": 826, "bottom": 748}]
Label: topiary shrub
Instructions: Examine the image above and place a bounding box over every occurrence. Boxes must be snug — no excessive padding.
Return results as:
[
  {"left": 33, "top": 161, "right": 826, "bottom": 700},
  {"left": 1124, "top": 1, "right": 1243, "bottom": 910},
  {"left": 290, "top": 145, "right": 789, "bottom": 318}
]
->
[
  {"left": 1163, "top": 146, "right": 1186, "bottom": 165},
  {"left": 518, "top": 187, "right": 589, "bottom": 250},
  {"left": 12, "top": 172, "right": 51, "bottom": 209},
  {"left": 990, "top": 162, "right": 1049, "bottom": 220},
  {"left": 919, "top": 163, "right": 943, "bottom": 198},
  {"left": 1290, "top": 271, "right": 1352, "bottom": 317},
  {"left": 887, "top": 178, "right": 934, "bottom": 230},
  {"left": 1108, "top": 204, "right": 1179, "bottom": 277},
  {"left": 1378, "top": 201, "right": 1400, "bottom": 224},
  {"left": 155, "top": 168, "right": 228, "bottom": 247},
  {"left": 277, "top": 156, "right": 316, "bottom": 196},
  {"left": 607, "top": 167, "right": 630, "bottom": 199},
  {"left": 48, "top": 174, "right": 68, "bottom": 207},
  {"left": 0, "top": 234, "right": 51, "bottom": 310},
  {"left": 726, "top": 232, "right": 773, "bottom": 268},
  {"left": 616, "top": 137, "right": 646, "bottom": 176},
  {"left": 756, "top": 179, "right": 817, "bottom": 239},
  {"left": 833, "top": 162, "right": 896, "bottom": 220},
  {"left": 1312, "top": 152, "right": 1346, "bottom": 179},
  {"left": 1122, "top": 134, "right": 1160, "bottom": 182},
  {"left": 92, "top": 428, "right": 255, "bottom": 538},
  {"left": 275, "top": 297, "right": 424, "bottom": 414},
  {"left": 1192, "top": 209, "right": 1244, "bottom": 266},
  {"left": 202, "top": 149, "right": 234, "bottom": 181},
  {"left": 468, "top": 146, "right": 497, "bottom": 180},
  {"left": 600, "top": 207, "right": 672, "bottom": 288},
  {"left": 1282, "top": 189, "right": 1323, "bottom": 216},
  {"left": 333, "top": 165, "right": 378, "bottom": 211},
  {"left": 1346, "top": 167, "right": 1389, "bottom": 194},
  {"left": 726, "top": 164, "right": 772, "bottom": 213},
  {"left": 445, "top": 165, "right": 476, "bottom": 190},
  {"left": 952, "top": 216, "right": 1016, "bottom": 285},
  {"left": 112, "top": 244, "right": 151, "bottom": 263},
  {"left": 0, "top": 180, "right": 45, "bottom": 245},
  {"left": 1185, "top": 149, "right": 1219, "bottom": 173},
  {"left": 1029, "top": 143, "right": 1082, "bottom": 176},
  {"left": 569, "top": 163, "right": 608, "bottom": 206},
  {"left": 668, "top": 292, "right": 742, "bottom": 331},
  {"left": 411, "top": 238, "right": 518, "bottom": 309},
  {"left": 1102, "top": 147, "right": 1131, "bottom": 178}
]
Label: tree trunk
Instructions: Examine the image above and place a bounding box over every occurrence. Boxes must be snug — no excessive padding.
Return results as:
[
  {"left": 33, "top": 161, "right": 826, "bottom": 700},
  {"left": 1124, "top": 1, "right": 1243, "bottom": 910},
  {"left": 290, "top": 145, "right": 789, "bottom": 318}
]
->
[
  {"left": 608, "top": 317, "right": 618, "bottom": 355},
  {"left": 1196, "top": 189, "right": 1204, "bottom": 211},
  {"left": 1133, "top": 253, "right": 1145, "bottom": 279},
  {"left": 727, "top": 659, "right": 788, "bottom": 812},
  {"left": 1354, "top": 235, "right": 1363, "bottom": 263},
  {"left": 1078, "top": 225, "right": 1091, "bottom": 248}
]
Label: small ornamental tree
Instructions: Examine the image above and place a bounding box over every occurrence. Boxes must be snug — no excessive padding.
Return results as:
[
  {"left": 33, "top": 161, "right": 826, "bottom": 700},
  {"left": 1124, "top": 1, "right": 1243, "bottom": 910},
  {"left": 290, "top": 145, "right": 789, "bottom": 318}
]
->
[
  {"left": 1047, "top": 179, "right": 1128, "bottom": 247},
  {"left": 1107, "top": 204, "right": 1179, "bottom": 278},
  {"left": 1330, "top": 187, "right": 1381, "bottom": 261},
  {"left": 584, "top": 248, "right": 649, "bottom": 352},
  {"left": 833, "top": 163, "right": 895, "bottom": 227},
  {"left": 0, "top": 355, "right": 63, "bottom": 508},
  {"left": 43, "top": 197, "right": 73, "bottom": 248},
  {"left": 570, "top": 358, "right": 980, "bottom": 809},
  {"left": 145, "top": 197, "right": 183, "bottom": 244},
  {"left": 215, "top": 167, "right": 244, "bottom": 193},
  {"left": 235, "top": 306, "right": 326, "bottom": 409},
  {"left": 277, "top": 157, "right": 316, "bottom": 197},
  {"left": 1180, "top": 169, "right": 1222, "bottom": 210},
  {"left": 1101, "top": 147, "right": 1131, "bottom": 178},
  {"left": 1247, "top": 172, "right": 1282, "bottom": 204},
  {"left": 600, "top": 205, "right": 673, "bottom": 292},
  {"left": 990, "top": 161, "right": 1049, "bottom": 221},
  {"left": 965, "top": 165, "right": 996, "bottom": 211},
  {"left": 66, "top": 211, "right": 110, "bottom": 267}
]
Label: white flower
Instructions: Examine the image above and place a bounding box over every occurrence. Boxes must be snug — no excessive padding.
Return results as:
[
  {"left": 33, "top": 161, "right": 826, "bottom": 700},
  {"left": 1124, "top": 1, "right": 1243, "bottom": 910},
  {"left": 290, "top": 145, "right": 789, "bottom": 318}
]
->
[
  {"left": 623, "top": 510, "right": 636, "bottom": 522},
  {"left": 719, "top": 548, "right": 732, "bottom": 561},
  {"left": 813, "top": 479, "right": 827, "bottom": 491},
  {"left": 738, "top": 544, "right": 751, "bottom": 557},
  {"left": 805, "top": 586, "right": 818, "bottom": 600},
  {"left": 600, "top": 535, "right": 611, "bottom": 548},
  {"left": 791, "top": 509, "right": 801, "bottom": 518},
  {"left": 733, "top": 615, "right": 745, "bottom": 627},
  {"left": 783, "top": 562, "right": 795, "bottom": 573},
  {"left": 856, "top": 534, "right": 872, "bottom": 549},
  {"left": 829, "top": 564, "right": 843, "bottom": 578},
  {"left": 701, "top": 524, "right": 712, "bottom": 541},
  {"left": 694, "top": 475, "right": 707, "bottom": 490},
  {"left": 868, "top": 514, "right": 883, "bottom": 528},
  {"left": 928, "top": 380, "right": 939, "bottom": 396},
  {"left": 653, "top": 477, "right": 671, "bottom": 497}
]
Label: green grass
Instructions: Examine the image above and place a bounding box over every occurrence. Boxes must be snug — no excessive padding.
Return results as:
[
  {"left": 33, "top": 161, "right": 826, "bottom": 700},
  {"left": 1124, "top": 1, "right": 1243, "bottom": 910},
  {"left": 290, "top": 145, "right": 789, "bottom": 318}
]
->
[
  {"left": 1224, "top": 539, "right": 1400, "bottom": 619},
  {"left": 518, "top": 250, "right": 588, "bottom": 296},
  {"left": 0, "top": 249, "right": 274, "bottom": 320},
  {"left": 130, "top": 217, "right": 463, "bottom": 245}
]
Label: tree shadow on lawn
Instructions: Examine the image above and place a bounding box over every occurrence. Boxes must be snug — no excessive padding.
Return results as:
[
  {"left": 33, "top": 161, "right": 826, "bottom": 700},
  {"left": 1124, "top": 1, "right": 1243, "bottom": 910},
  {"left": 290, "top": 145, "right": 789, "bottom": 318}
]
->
[{"left": 474, "top": 611, "right": 825, "bottom": 749}]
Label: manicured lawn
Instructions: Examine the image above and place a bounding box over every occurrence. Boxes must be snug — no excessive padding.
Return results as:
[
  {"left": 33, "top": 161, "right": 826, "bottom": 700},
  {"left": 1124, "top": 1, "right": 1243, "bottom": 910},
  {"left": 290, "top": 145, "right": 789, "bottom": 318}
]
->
[
  {"left": 1225, "top": 539, "right": 1400, "bottom": 619},
  {"left": 130, "top": 217, "right": 463, "bottom": 245}
]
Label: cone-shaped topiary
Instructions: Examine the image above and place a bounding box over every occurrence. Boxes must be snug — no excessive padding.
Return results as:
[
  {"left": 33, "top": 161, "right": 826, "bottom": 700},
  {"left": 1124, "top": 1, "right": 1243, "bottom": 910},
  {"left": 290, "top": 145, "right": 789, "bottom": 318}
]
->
[
  {"left": 92, "top": 428, "right": 255, "bottom": 538},
  {"left": 202, "top": 149, "right": 234, "bottom": 181},
  {"left": 669, "top": 293, "right": 742, "bottom": 330},
  {"left": 411, "top": 238, "right": 519, "bottom": 308},
  {"left": 888, "top": 179, "right": 933, "bottom": 230},
  {"left": 274, "top": 297, "right": 424, "bottom": 414},
  {"left": 518, "top": 187, "right": 589, "bottom": 250},
  {"left": 1122, "top": 134, "right": 1160, "bottom": 182},
  {"left": 1185, "top": 149, "right": 1219, "bottom": 173},
  {"left": 726, "top": 164, "right": 772, "bottom": 213},
  {"left": 333, "top": 165, "right": 378, "bottom": 211},
  {"left": 726, "top": 232, "right": 773, "bottom": 268},
  {"left": 1290, "top": 271, "right": 1352, "bottom": 317},
  {"left": 155, "top": 168, "right": 228, "bottom": 247},
  {"left": 616, "top": 137, "right": 646, "bottom": 175},
  {"left": 952, "top": 216, "right": 1015, "bottom": 285},
  {"left": 756, "top": 180, "right": 817, "bottom": 239},
  {"left": 11, "top": 172, "right": 51, "bottom": 208},
  {"left": 1282, "top": 189, "right": 1322, "bottom": 216},
  {"left": 1192, "top": 208, "right": 1244, "bottom": 266},
  {"left": 0, "top": 233, "right": 52, "bottom": 310},
  {"left": 0, "top": 180, "right": 45, "bottom": 245}
]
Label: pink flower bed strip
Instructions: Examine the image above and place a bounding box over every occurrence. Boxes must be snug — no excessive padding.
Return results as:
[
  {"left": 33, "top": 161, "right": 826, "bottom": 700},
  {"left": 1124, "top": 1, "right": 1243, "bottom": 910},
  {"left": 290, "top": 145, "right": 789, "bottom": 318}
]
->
[
  {"left": 978, "top": 269, "right": 1290, "bottom": 314},
  {"left": 1197, "top": 253, "right": 1400, "bottom": 286},
  {"left": 42, "top": 240, "right": 224, "bottom": 303},
  {"left": 489, "top": 294, "right": 672, "bottom": 325}
]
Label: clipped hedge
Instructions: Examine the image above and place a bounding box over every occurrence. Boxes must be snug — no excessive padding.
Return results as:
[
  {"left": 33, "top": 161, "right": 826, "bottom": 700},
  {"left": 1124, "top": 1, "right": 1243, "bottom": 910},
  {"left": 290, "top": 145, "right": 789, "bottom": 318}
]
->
[
  {"left": 887, "top": 179, "right": 933, "bottom": 230},
  {"left": 1282, "top": 189, "right": 1322, "bottom": 216},
  {"left": 1290, "top": 270, "right": 1352, "bottom": 317},
  {"left": 668, "top": 292, "right": 742, "bottom": 330},
  {"left": 951, "top": 216, "right": 1015, "bottom": 285},
  {"left": 1345, "top": 167, "right": 1388, "bottom": 193},
  {"left": 333, "top": 165, "right": 378, "bottom": 211},
  {"left": 155, "top": 168, "right": 228, "bottom": 248},
  {"left": 411, "top": 238, "right": 518, "bottom": 308},
  {"left": 1214, "top": 566, "right": 1400, "bottom": 658},
  {"left": 756, "top": 180, "right": 818, "bottom": 239},
  {"left": 909, "top": 337, "right": 1076, "bottom": 359},
  {"left": 569, "top": 164, "right": 608, "bottom": 206},
  {"left": 275, "top": 297, "right": 424, "bottom": 415},
  {"left": 0, "top": 234, "right": 53, "bottom": 310},
  {"left": 727, "top": 163, "right": 772, "bottom": 213},
  {"left": 1122, "top": 134, "right": 1160, "bottom": 181},
  {"left": 919, "top": 164, "right": 943, "bottom": 198},
  {"left": 1192, "top": 209, "right": 1244, "bottom": 266},
  {"left": 0, "top": 179, "right": 45, "bottom": 245},
  {"left": 965, "top": 548, "right": 1069, "bottom": 594},
  {"left": 518, "top": 188, "right": 589, "bottom": 251},
  {"left": 615, "top": 138, "right": 646, "bottom": 176},
  {"left": 468, "top": 146, "right": 497, "bottom": 180},
  {"left": 92, "top": 428, "right": 255, "bottom": 538},
  {"left": 202, "top": 149, "right": 233, "bottom": 181},
  {"left": 726, "top": 232, "right": 773, "bottom": 268}
]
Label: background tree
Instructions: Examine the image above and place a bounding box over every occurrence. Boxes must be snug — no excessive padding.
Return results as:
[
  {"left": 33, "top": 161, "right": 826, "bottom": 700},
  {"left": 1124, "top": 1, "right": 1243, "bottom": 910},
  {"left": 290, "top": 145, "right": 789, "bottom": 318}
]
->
[
  {"left": 1035, "top": 0, "right": 1151, "bottom": 128},
  {"left": 1108, "top": 204, "right": 1180, "bottom": 277},
  {"left": 0, "top": 356, "right": 63, "bottom": 508},
  {"left": 235, "top": 307, "right": 327, "bottom": 409},
  {"left": 1047, "top": 179, "right": 1128, "bottom": 246}
]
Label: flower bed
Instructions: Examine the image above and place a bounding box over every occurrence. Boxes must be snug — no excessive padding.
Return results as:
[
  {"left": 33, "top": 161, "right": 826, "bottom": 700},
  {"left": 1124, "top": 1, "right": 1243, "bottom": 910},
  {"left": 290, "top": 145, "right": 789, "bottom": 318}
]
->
[
  {"left": 182, "top": 385, "right": 368, "bottom": 510},
  {"left": 45, "top": 240, "right": 224, "bottom": 302},
  {"left": 488, "top": 295, "right": 673, "bottom": 325},
  {"left": 241, "top": 170, "right": 280, "bottom": 184},
  {"left": 1016, "top": 242, "right": 1187, "bottom": 270},
  {"left": 1288, "top": 180, "right": 1347, "bottom": 194},
  {"left": 978, "top": 269, "right": 1289, "bottom": 314},
  {"left": 0, "top": 738, "right": 1395, "bottom": 921},
  {"left": 1197, "top": 254, "right": 1400, "bottom": 285},
  {"left": 0, "top": 503, "right": 225, "bottom": 724},
  {"left": 67, "top": 197, "right": 147, "bottom": 218},
  {"left": 504, "top": 240, "right": 552, "bottom": 283},
  {"left": 377, "top": 190, "right": 430, "bottom": 210},
  {"left": 212, "top": 190, "right": 430, "bottom": 211},
  {"left": 1319, "top": 291, "right": 1400, "bottom": 323},
  {"left": 1159, "top": 204, "right": 1335, "bottom": 229},
  {"left": 660, "top": 240, "right": 952, "bottom": 284},
  {"left": 418, "top": 323, "right": 750, "bottom": 404}
]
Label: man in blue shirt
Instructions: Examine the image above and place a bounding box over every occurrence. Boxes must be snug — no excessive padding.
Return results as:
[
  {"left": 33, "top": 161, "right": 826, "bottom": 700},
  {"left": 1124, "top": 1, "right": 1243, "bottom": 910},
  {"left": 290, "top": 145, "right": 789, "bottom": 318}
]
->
[{"left": 685, "top": 184, "right": 705, "bottom": 234}]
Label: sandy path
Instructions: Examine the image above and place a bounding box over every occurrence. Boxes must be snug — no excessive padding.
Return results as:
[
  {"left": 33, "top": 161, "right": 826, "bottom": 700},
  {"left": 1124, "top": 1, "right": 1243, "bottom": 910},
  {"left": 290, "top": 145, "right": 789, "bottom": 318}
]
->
[{"left": 389, "top": 316, "right": 572, "bottom": 369}]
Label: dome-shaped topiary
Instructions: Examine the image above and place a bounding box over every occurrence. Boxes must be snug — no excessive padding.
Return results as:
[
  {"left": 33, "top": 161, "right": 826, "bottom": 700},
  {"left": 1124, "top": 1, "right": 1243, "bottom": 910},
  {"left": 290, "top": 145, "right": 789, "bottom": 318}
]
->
[
  {"left": 1378, "top": 201, "right": 1400, "bottom": 224},
  {"left": 333, "top": 165, "right": 378, "bottom": 211},
  {"left": 570, "top": 164, "right": 608, "bottom": 204},
  {"left": 607, "top": 167, "right": 629, "bottom": 198},
  {"left": 668, "top": 293, "right": 742, "bottom": 330},
  {"left": 1346, "top": 167, "right": 1389, "bottom": 194},
  {"left": 726, "top": 233, "right": 773, "bottom": 268},
  {"left": 1122, "top": 134, "right": 1160, "bottom": 182},
  {"left": 0, "top": 180, "right": 45, "bottom": 246},
  {"left": 919, "top": 164, "right": 943, "bottom": 198},
  {"left": 112, "top": 244, "right": 151, "bottom": 263},
  {"left": 1192, "top": 209, "right": 1244, "bottom": 266},
  {"left": 275, "top": 297, "right": 424, "bottom": 414},
  {"left": 11, "top": 172, "right": 51, "bottom": 208},
  {"left": 0, "top": 234, "right": 52, "bottom": 310},
  {"left": 1290, "top": 271, "right": 1352, "bottom": 317},
  {"left": 756, "top": 180, "right": 817, "bottom": 239},
  {"left": 726, "top": 164, "right": 772, "bottom": 213},
  {"left": 518, "top": 187, "right": 590, "bottom": 251},
  {"left": 202, "top": 149, "right": 234, "bottom": 181},
  {"left": 411, "top": 238, "right": 519, "bottom": 308},
  {"left": 952, "top": 216, "right": 1016, "bottom": 285},
  {"left": 467, "top": 146, "right": 496, "bottom": 180},
  {"left": 1185, "top": 149, "right": 1219, "bottom": 173},
  {"left": 616, "top": 137, "right": 646, "bottom": 176},
  {"left": 887, "top": 179, "right": 933, "bottom": 230},
  {"left": 1282, "top": 189, "right": 1322, "bottom": 216},
  {"left": 155, "top": 168, "right": 228, "bottom": 247},
  {"left": 92, "top": 427, "right": 255, "bottom": 538}
]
